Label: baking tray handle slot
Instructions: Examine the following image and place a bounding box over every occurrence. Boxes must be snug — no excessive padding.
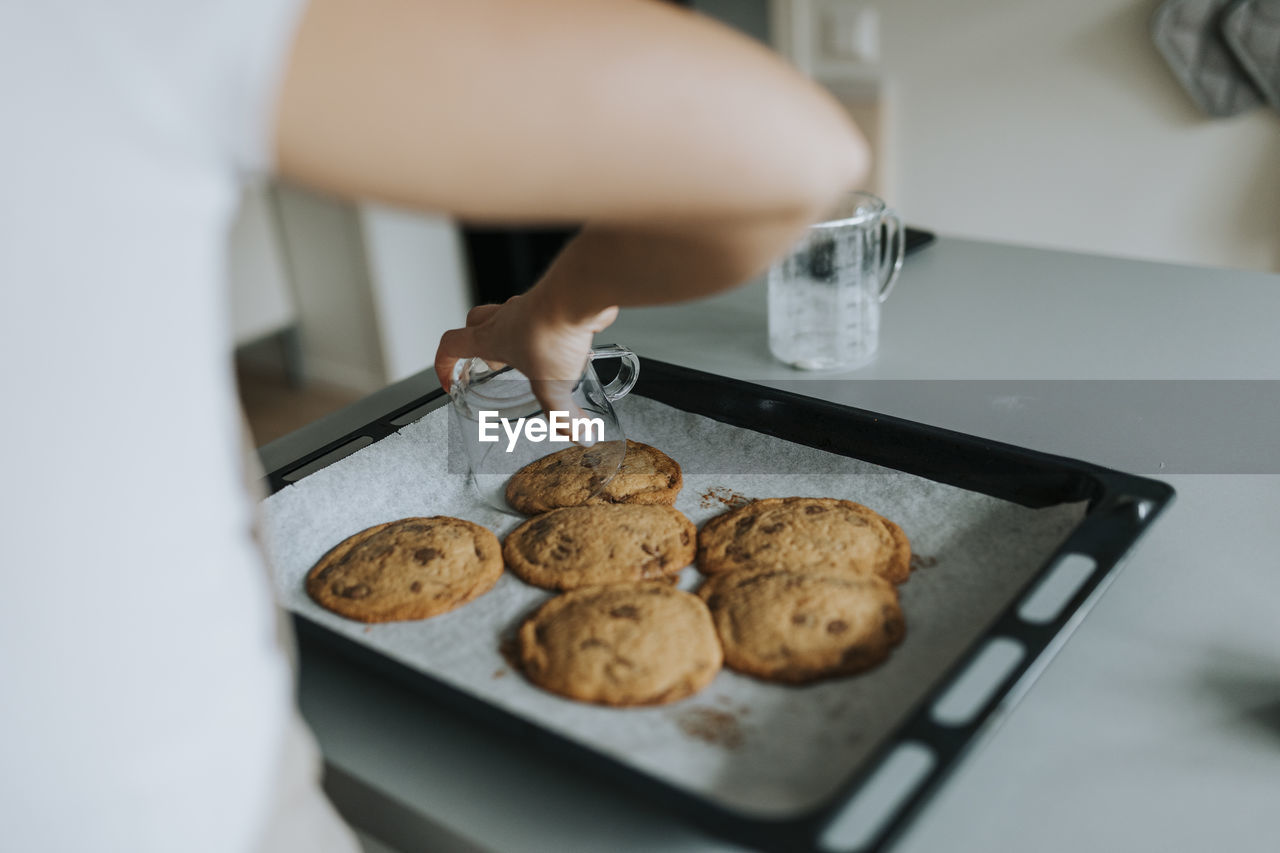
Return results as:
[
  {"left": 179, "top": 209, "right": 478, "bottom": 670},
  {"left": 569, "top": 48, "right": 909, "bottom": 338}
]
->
[
  {"left": 929, "top": 637, "right": 1026, "bottom": 728},
  {"left": 1018, "top": 554, "right": 1099, "bottom": 625},
  {"left": 817, "top": 742, "right": 937, "bottom": 853}
]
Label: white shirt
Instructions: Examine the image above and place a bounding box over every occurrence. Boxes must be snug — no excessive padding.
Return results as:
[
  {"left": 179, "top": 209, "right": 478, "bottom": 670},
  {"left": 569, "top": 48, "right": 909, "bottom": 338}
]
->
[{"left": 0, "top": 2, "right": 331, "bottom": 850}]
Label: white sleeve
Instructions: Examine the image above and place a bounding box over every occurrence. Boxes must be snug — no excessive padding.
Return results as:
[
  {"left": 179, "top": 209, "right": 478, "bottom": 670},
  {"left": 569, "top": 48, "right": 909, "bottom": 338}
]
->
[
  {"left": 0, "top": 2, "right": 321, "bottom": 853},
  {"left": 46, "top": 0, "right": 309, "bottom": 174},
  {"left": 211, "top": 0, "right": 313, "bottom": 173}
]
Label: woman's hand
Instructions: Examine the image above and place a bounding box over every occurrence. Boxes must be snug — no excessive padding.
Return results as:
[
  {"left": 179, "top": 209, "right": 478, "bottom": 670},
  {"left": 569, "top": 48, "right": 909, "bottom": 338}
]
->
[{"left": 434, "top": 285, "right": 618, "bottom": 417}]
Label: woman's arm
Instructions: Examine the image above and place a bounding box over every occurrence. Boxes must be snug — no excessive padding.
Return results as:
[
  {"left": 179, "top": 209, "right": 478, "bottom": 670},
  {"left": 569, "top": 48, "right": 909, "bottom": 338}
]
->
[{"left": 273, "top": 0, "right": 869, "bottom": 406}]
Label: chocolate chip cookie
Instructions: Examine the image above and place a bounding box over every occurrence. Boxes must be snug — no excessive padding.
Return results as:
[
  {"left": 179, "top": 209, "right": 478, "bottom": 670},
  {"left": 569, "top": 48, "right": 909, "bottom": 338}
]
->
[
  {"left": 503, "top": 504, "right": 696, "bottom": 590},
  {"left": 696, "top": 497, "right": 912, "bottom": 584},
  {"left": 306, "top": 517, "right": 503, "bottom": 623},
  {"left": 504, "top": 440, "right": 682, "bottom": 515},
  {"left": 698, "top": 568, "right": 905, "bottom": 684},
  {"left": 518, "top": 583, "right": 722, "bottom": 706}
]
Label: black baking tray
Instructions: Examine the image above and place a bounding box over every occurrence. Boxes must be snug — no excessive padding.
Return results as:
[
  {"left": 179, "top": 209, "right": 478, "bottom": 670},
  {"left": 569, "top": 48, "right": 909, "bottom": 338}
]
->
[{"left": 267, "top": 358, "right": 1173, "bottom": 852}]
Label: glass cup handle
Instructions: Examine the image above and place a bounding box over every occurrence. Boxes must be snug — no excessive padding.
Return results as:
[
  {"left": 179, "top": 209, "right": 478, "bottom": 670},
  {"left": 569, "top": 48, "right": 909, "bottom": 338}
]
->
[
  {"left": 588, "top": 344, "right": 640, "bottom": 401},
  {"left": 877, "top": 210, "right": 906, "bottom": 304}
]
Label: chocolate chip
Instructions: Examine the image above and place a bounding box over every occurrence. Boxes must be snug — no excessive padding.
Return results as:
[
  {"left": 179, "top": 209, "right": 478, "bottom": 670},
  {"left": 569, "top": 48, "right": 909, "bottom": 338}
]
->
[
  {"left": 827, "top": 619, "right": 849, "bottom": 635},
  {"left": 551, "top": 544, "right": 573, "bottom": 559},
  {"left": 680, "top": 531, "right": 690, "bottom": 546},
  {"left": 791, "top": 613, "right": 808, "bottom": 625},
  {"left": 609, "top": 605, "right": 640, "bottom": 620},
  {"left": 640, "top": 543, "right": 659, "bottom": 556},
  {"left": 337, "top": 583, "right": 371, "bottom": 599},
  {"left": 724, "top": 544, "right": 750, "bottom": 561},
  {"left": 639, "top": 562, "right": 666, "bottom": 579},
  {"left": 410, "top": 581, "right": 422, "bottom": 593},
  {"left": 474, "top": 544, "right": 484, "bottom": 559},
  {"left": 761, "top": 522, "right": 785, "bottom": 534},
  {"left": 803, "top": 505, "right": 826, "bottom": 515},
  {"left": 734, "top": 516, "right": 756, "bottom": 535},
  {"left": 413, "top": 548, "right": 441, "bottom": 564},
  {"left": 530, "top": 518, "right": 552, "bottom": 536}
]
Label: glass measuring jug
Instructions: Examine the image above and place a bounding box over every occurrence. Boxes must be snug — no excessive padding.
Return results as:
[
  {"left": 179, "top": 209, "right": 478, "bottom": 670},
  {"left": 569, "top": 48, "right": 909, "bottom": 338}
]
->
[
  {"left": 448, "top": 344, "right": 639, "bottom": 514},
  {"left": 768, "top": 191, "right": 905, "bottom": 371}
]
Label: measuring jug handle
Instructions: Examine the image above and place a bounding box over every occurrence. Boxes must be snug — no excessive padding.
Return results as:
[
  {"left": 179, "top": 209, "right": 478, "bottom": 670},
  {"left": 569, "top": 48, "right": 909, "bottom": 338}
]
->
[
  {"left": 877, "top": 210, "right": 906, "bottom": 304},
  {"left": 589, "top": 344, "right": 640, "bottom": 401}
]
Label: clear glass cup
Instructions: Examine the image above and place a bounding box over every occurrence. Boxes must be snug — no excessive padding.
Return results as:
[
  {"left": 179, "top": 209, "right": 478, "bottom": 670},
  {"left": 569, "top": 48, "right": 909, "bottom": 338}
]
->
[
  {"left": 768, "top": 191, "right": 905, "bottom": 370},
  {"left": 448, "top": 344, "right": 639, "bottom": 514}
]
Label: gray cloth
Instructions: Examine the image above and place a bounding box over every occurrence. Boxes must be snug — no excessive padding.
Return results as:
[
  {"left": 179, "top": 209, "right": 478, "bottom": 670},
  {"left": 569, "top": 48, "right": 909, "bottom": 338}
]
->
[
  {"left": 1221, "top": 0, "right": 1280, "bottom": 111},
  {"left": 1152, "top": 0, "right": 1264, "bottom": 116}
]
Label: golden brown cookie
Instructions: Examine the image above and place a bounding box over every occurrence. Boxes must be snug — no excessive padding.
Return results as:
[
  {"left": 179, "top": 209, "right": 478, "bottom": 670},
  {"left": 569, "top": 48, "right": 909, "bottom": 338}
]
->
[
  {"left": 504, "top": 440, "right": 682, "bottom": 515},
  {"left": 518, "top": 583, "right": 722, "bottom": 706},
  {"left": 696, "top": 497, "right": 912, "bottom": 584},
  {"left": 698, "top": 568, "right": 905, "bottom": 684},
  {"left": 503, "top": 505, "right": 696, "bottom": 590},
  {"left": 306, "top": 517, "right": 503, "bottom": 623}
]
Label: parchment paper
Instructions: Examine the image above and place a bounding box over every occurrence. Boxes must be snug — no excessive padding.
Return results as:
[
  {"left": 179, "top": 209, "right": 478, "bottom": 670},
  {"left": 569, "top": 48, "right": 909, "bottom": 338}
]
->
[{"left": 260, "top": 395, "right": 1085, "bottom": 818}]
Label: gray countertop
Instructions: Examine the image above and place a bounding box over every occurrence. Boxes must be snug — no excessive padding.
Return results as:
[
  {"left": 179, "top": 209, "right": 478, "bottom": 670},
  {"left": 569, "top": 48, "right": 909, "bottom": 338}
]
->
[{"left": 284, "top": 237, "right": 1280, "bottom": 852}]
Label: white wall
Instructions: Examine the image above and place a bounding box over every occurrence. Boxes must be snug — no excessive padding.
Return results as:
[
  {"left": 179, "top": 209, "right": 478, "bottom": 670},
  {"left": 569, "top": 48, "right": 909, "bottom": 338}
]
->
[
  {"left": 233, "top": 184, "right": 472, "bottom": 392},
  {"left": 871, "top": 0, "right": 1280, "bottom": 272},
  {"left": 358, "top": 203, "right": 470, "bottom": 383},
  {"left": 271, "top": 184, "right": 388, "bottom": 393}
]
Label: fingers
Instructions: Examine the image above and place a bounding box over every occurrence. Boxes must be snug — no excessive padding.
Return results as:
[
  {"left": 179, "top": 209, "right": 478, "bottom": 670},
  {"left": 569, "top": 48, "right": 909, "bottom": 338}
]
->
[
  {"left": 587, "top": 305, "right": 619, "bottom": 333},
  {"left": 462, "top": 303, "right": 511, "bottom": 371},
  {"left": 529, "top": 378, "right": 584, "bottom": 439},
  {"left": 465, "top": 303, "right": 502, "bottom": 327},
  {"left": 433, "top": 325, "right": 478, "bottom": 392},
  {"left": 437, "top": 303, "right": 512, "bottom": 389},
  {"left": 437, "top": 299, "right": 617, "bottom": 424}
]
